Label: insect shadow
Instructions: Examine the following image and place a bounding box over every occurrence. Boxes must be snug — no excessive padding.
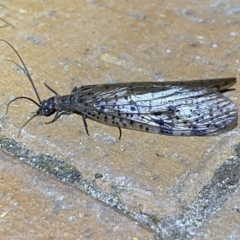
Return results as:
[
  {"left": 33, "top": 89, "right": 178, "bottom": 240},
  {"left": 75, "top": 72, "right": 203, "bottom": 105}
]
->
[{"left": 0, "top": 4, "right": 15, "bottom": 28}]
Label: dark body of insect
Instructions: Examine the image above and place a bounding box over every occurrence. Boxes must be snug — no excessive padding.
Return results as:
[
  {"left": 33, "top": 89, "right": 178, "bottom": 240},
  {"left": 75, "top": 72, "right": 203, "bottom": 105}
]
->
[{"left": 40, "top": 78, "right": 238, "bottom": 137}]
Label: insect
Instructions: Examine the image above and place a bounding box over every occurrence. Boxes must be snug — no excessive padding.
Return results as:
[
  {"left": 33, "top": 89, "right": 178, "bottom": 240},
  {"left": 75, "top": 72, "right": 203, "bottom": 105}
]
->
[{"left": 1, "top": 39, "right": 238, "bottom": 138}]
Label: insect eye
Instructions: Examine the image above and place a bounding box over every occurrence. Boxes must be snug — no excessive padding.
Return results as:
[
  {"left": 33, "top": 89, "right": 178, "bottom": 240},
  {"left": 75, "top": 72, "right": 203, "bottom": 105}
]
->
[
  {"left": 44, "top": 108, "right": 50, "bottom": 114},
  {"left": 40, "top": 98, "right": 55, "bottom": 116},
  {"left": 42, "top": 100, "right": 48, "bottom": 107}
]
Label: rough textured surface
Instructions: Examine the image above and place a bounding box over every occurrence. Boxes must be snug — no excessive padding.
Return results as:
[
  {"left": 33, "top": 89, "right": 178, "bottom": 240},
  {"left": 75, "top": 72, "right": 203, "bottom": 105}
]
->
[
  {"left": 0, "top": 151, "right": 152, "bottom": 239},
  {"left": 0, "top": 0, "right": 239, "bottom": 239}
]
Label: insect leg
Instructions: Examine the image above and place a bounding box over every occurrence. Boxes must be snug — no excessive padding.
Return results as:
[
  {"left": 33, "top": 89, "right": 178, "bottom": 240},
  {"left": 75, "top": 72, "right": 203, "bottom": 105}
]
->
[
  {"left": 118, "top": 127, "right": 122, "bottom": 140},
  {"left": 81, "top": 114, "right": 121, "bottom": 138},
  {"left": 44, "top": 83, "right": 60, "bottom": 96},
  {"left": 45, "top": 110, "right": 63, "bottom": 124},
  {"left": 81, "top": 114, "right": 89, "bottom": 136}
]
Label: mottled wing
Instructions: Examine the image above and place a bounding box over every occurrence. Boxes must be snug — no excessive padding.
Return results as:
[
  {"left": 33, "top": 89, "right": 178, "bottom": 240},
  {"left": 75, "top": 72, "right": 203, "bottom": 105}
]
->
[{"left": 71, "top": 79, "right": 238, "bottom": 136}]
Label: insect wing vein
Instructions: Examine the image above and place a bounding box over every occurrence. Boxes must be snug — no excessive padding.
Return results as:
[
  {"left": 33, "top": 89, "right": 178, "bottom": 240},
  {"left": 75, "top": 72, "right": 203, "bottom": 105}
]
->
[{"left": 70, "top": 81, "right": 237, "bottom": 136}]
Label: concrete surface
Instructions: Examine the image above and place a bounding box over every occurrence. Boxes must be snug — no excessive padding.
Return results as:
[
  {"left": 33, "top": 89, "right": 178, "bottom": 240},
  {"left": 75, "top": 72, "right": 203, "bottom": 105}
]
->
[{"left": 0, "top": 0, "right": 239, "bottom": 239}]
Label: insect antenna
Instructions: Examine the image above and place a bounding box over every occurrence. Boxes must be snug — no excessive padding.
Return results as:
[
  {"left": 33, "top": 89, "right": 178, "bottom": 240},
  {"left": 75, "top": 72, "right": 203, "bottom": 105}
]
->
[
  {"left": 5, "top": 59, "right": 28, "bottom": 76},
  {"left": 1, "top": 40, "right": 44, "bottom": 136},
  {"left": 5, "top": 96, "right": 41, "bottom": 136},
  {"left": 17, "top": 113, "right": 38, "bottom": 137},
  {"left": 0, "top": 39, "right": 42, "bottom": 104},
  {"left": 6, "top": 96, "right": 40, "bottom": 115}
]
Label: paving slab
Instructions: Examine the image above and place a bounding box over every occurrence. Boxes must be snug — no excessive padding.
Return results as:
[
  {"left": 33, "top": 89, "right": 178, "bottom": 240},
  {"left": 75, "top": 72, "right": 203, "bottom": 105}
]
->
[
  {"left": 195, "top": 187, "right": 240, "bottom": 240},
  {"left": 0, "top": 151, "right": 152, "bottom": 239},
  {"left": 0, "top": 0, "right": 239, "bottom": 239}
]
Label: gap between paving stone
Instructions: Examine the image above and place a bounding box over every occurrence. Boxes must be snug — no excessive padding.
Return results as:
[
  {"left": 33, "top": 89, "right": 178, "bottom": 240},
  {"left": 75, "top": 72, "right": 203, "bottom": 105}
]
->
[
  {"left": 0, "top": 128, "right": 155, "bottom": 230},
  {"left": 155, "top": 145, "right": 240, "bottom": 239},
  {"left": 0, "top": 128, "right": 239, "bottom": 239}
]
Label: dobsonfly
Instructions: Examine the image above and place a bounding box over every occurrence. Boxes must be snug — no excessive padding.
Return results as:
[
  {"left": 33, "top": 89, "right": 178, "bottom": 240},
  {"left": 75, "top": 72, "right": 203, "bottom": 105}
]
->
[{"left": 1, "top": 39, "right": 238, "bottom": 138}]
